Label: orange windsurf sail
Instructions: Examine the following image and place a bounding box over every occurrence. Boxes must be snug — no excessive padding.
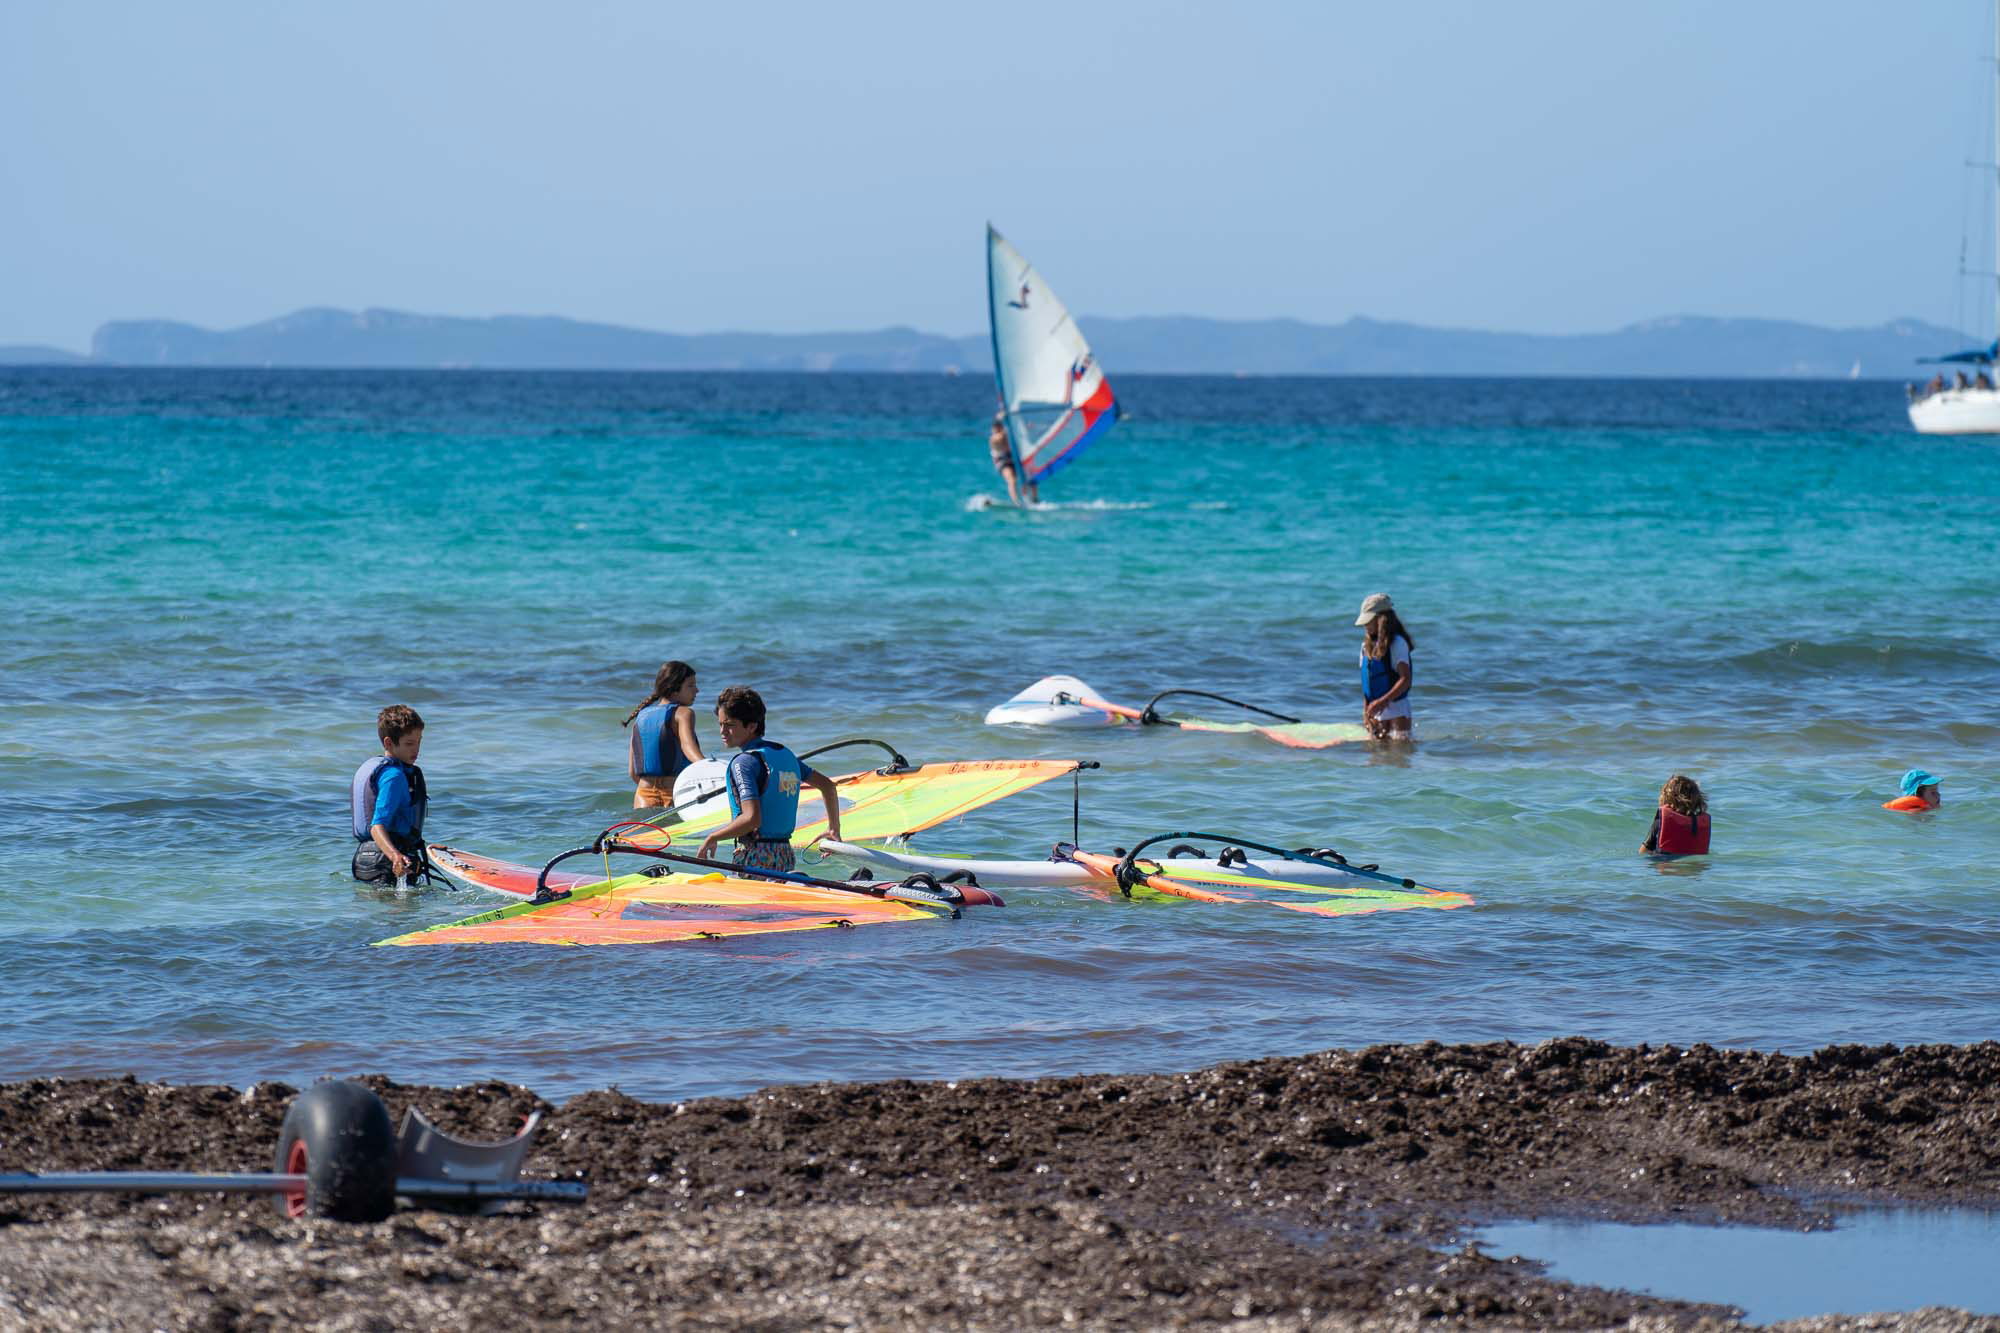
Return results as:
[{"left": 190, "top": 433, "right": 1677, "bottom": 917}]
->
[{"left": 375, "top": 870, "right": 941, "bottom": 948}]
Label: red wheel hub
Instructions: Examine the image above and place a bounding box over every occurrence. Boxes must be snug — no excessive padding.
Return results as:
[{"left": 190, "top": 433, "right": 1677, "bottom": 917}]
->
[{"left": 283, "top": 1140, "right": 309, "bottom": 1217}]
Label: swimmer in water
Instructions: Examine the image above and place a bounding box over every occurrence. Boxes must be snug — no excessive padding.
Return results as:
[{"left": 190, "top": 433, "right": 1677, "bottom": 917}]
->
[
  {"left": 1882, "top": 769, "right": 1942, "bottom": 813},
  {"left": 1641, "top": 774, "right": 1710, "bottom": 855}
]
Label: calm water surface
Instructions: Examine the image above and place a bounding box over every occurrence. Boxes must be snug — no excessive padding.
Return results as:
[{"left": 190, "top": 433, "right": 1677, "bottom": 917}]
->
[
  {"left": 1, "top": 370, "right": 1994, "bottom": 1099},
  {"left": 1475, "top": 1209, "right": 2000, "bottom": 1322}
]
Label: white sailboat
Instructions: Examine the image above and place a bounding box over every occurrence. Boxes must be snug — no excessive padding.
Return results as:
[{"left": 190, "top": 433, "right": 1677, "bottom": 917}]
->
[
  {"left": 1910, "top": 3, "right": 2000, "bottom": 433},
  {"left": 986, "top": 226, "right": 1119, "bottom": 500}
]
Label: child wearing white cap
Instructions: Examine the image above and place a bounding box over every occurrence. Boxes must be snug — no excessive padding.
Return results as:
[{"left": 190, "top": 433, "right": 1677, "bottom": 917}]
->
[{"left": 1354, "top": 593, "right": 1414, "bottom": 740}]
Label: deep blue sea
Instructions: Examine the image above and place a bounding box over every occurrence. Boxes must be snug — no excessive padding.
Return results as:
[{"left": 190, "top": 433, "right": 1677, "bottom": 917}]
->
[{"left": 1, "top": 369, "right": 1994, "bottom": 1100}]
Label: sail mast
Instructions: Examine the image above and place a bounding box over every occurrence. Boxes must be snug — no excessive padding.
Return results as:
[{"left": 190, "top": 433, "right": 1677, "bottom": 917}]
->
[
  {"left": 1991, "top": 0, "right": 1998, "bottom": 347},
  {"left": 984, "top": 225, "right": 1025, "bottom": 494}
]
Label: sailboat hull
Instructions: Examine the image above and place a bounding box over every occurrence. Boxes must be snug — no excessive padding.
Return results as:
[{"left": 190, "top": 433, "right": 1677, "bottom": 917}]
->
[{"left": 1909, "top": 388, "right": 2000, "bottom": 434}]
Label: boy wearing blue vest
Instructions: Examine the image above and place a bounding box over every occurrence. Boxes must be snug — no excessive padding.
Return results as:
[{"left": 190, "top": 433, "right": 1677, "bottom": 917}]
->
[
  {"left": 350, "top": 704, "right": 429, "bottom": 887},
  {"left": 696, "top": 686, "right": 842, "bottom": 874}
]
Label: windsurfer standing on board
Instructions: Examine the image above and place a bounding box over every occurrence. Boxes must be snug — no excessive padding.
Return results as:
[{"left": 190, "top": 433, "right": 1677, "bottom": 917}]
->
[
  {"left": 697, "top": 686, "right": 843, "bottom": 874},
  {"left": 989, "top": 411, "right": 1038, "bottom": 507}
]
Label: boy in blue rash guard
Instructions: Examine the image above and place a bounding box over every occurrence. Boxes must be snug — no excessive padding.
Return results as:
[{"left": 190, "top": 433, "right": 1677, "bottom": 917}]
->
[
  {"left": 696, "top": 686, "right": 843, "bottom": 874},
  {"left": 351, "top": 704, "right": 429, "bottom": 887}
]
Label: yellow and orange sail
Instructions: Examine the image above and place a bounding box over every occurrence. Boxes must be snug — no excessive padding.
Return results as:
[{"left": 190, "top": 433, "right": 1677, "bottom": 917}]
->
[{"left": 376, "top": 759, "right": 1083, "bottom": 949}]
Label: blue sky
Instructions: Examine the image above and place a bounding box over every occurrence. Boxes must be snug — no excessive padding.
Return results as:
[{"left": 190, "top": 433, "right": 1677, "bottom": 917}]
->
[{"left": 2, "top": 1, "right": 1994, "bottom": 351}]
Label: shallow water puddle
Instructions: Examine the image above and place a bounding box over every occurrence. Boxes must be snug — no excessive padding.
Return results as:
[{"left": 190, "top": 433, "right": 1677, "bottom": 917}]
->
[{"left": 1474, "top": 1209, "right": 2000, "bottom": 1322}]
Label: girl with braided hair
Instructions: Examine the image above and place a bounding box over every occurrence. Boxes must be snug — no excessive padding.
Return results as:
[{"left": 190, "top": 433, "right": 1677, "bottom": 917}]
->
[{"left": 623, "top": 661, "right": 705, "bottom": 807}]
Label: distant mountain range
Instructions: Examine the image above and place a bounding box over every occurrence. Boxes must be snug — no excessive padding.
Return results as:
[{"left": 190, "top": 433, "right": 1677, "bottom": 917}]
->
[
  {"left": 0, "top": 306, "right": 1975, "bottom": 378},
  {"left": 0, "top": 343, "right": 90, "bottom": 366}
]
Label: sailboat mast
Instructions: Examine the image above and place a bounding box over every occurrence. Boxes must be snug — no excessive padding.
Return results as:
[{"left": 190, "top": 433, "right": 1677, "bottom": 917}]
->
[
  {"left": 984, "top": 226, "right": 1025, "bottom": 494},
  {"left": 1991, "top": 0, "right": 1998, "bottom": 347}
]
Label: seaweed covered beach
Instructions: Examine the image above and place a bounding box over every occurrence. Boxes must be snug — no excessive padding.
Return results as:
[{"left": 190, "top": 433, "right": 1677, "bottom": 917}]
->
[{"left": 5, "top": 1039, "right": 2000, "bottom": 1329}]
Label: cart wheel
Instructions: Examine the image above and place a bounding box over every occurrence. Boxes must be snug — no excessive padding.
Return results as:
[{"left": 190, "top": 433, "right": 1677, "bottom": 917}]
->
[{"left": 272, "top": 1080, "right": 397, "bottom": 1222}]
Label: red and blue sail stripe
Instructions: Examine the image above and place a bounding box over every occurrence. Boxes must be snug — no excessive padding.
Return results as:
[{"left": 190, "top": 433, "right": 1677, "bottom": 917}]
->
[{"left": 1023, "top": 377, "right": 1119, "bottom": 483}]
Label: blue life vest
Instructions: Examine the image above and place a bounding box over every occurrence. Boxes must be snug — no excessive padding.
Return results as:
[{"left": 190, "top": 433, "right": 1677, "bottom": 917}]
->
[
  {"left": 725, "top": 739, "right": 805, "bottom": 840},
  {"left": 1360, "top": 637, "right": 1408, "bottom": 704},
  {"left": 351, "top": 756, "right": 427, "bottom": 844},
  {"left": 630, "top": 702, "right": 690, "bottom": 781}
]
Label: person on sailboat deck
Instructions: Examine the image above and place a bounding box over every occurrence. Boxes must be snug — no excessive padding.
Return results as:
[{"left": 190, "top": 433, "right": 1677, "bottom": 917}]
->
[
  {"left": 1978, "top": 371, "right": 1994, "bottom": 390},
  {"left": 696, "top": 685, "right": 843, "bottom": 873},
  {"left": 988, "top": 411, "right": 1038, "bottom": 506},
  {"left": 1355, "top": 593, "right": 1414, "bottom": 741},
  {"left": 623, "top": 660, "right": 704, "bottom": 808}
]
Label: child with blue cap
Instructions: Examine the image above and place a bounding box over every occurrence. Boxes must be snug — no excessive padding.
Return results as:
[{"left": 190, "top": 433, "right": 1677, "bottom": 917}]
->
[{"left": 1883, "top": 769, "right": 1942, "bottom": 813}]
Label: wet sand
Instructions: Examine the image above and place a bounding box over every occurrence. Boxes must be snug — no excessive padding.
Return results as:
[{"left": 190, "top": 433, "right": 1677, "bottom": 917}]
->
[{"left": 3, "top": 1039, "right": 1998, "bottom": 1329}]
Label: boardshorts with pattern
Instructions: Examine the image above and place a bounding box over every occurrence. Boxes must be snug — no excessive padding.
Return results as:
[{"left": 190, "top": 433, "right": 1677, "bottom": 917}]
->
[{"left": 731, "top": 839, "right": 796, "bottom": 874}]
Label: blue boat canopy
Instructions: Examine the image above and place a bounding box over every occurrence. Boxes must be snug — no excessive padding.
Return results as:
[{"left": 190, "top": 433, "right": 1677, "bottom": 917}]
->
[{"left": 1919, "top": 339, "right": 2000, "bottom": 365}]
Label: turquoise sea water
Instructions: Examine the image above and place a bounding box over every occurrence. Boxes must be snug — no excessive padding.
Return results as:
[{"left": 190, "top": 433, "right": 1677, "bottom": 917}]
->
[{"left": 1, "top": 369, "right": 1995, "bottom": 1100}]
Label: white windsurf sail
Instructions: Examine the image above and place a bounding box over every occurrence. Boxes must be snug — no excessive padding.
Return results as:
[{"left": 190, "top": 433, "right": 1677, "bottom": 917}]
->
[{"left": 987, "top": 225, "right": 1120, "bottom": 489}]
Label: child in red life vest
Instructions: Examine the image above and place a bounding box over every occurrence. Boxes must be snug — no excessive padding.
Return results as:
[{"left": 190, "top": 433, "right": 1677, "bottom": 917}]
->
[
  {"left": 1882, "top": 769, "right": 1942, "bottom": 813},
  {"left": 1641, "top": 774, "right": 1710, "bottom": 855}
]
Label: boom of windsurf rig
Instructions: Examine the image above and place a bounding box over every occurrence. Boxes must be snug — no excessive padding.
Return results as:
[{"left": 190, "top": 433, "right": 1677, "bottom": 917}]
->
[
  {"left": 526, "top": 833, "right": 1006, "bottom": 914},
  {"left": 1064, "top": 831, "right": 1427, "bottom": 895}
]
